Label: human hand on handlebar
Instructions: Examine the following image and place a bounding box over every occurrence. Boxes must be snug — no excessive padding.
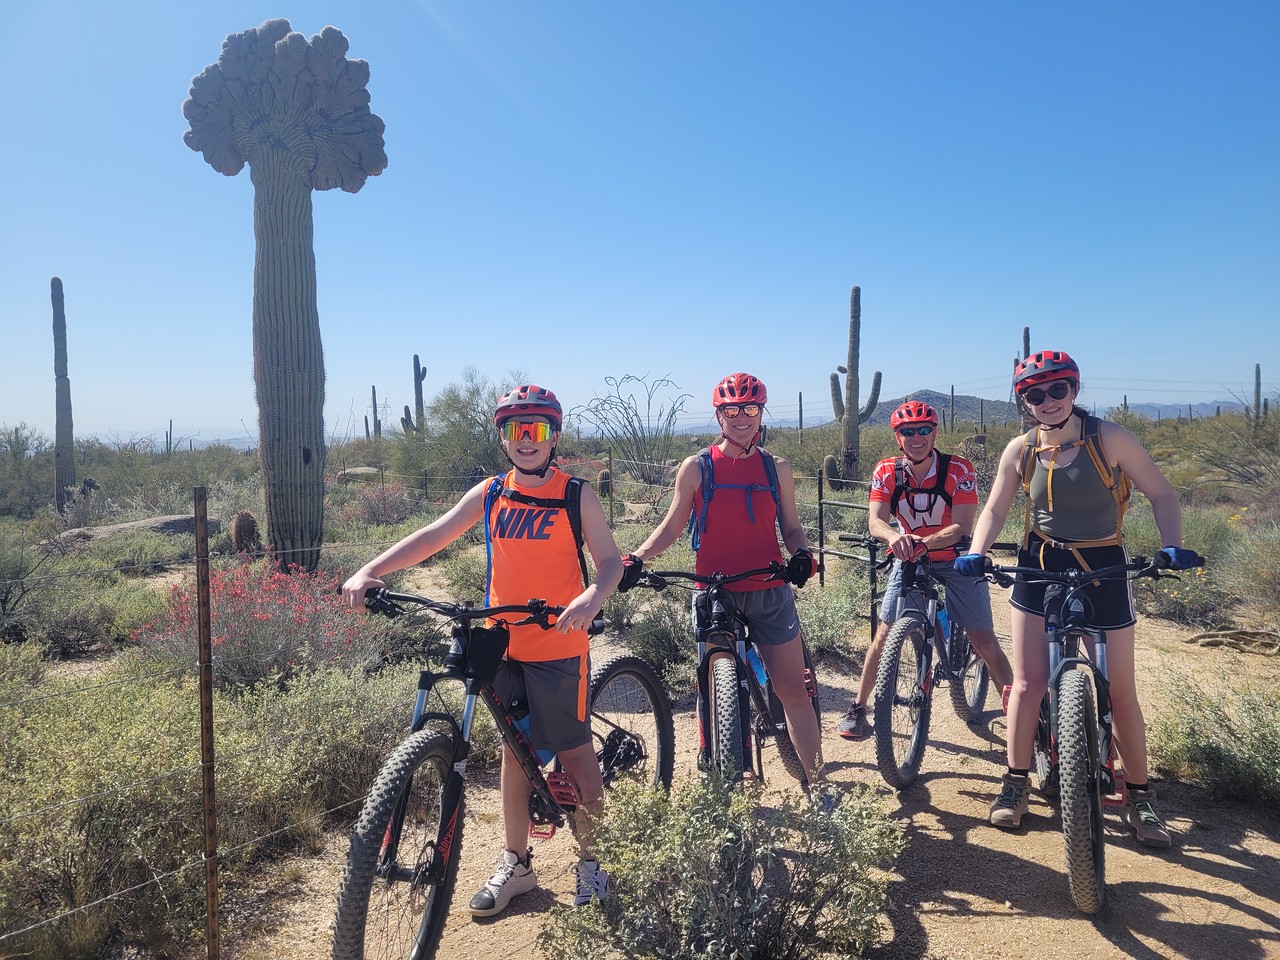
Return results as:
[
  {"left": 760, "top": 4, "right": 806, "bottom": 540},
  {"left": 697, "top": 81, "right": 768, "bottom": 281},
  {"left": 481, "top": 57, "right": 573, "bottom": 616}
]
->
[
  {"left": 785, "top": 548, "right": 817, "bottom": 588},
  {"left": 341, "top": 571, "right": 386, "bottom": 611},
  {"left": 617, "top": 554, "right": 645, "bottom": 593},
  {"left": 953, "top": 553, "right": 987, "bottom": 578},
  {"left": 890, "top": 534, "right": 928, "bottom": 562},
  {"left": 1157, "top": 546, "right": 1204, "bottom": 570}
]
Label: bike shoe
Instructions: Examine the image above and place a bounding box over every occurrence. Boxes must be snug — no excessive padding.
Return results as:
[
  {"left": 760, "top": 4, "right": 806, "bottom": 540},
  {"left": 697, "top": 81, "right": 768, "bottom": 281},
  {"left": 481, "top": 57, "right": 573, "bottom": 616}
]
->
[
  {"left": 573, "top": 858, "right": 612, "bottom": 906},
  {"left": 838, "top": 702, "right": 874, "bottom": 741},
  {"left": 1124, "top": 788, "right": 1172, "bottom": 849},
  {"left": 468, "top": 847, "right": 536, "bottom": 917},
  {"left": 989, "top": 772, "right": 1032, "bottom": 829}
]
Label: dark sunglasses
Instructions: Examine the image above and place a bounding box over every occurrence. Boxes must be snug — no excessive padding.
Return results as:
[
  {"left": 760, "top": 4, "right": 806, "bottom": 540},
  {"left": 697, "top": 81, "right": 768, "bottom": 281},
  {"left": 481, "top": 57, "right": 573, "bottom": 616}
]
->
[
  {"left": 719, "top": 403, "right": 761, "bottom": 419},
  {"left": 896, "top": 425, "right": 934, "bottom": 438},
  {"left": 1021, "top": 381, "right": 1074, "bottom": 406}
]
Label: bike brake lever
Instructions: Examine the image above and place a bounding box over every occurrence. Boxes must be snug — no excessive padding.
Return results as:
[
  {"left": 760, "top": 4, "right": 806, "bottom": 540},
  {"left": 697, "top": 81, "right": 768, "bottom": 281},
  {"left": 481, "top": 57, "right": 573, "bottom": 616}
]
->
[{"left": 364, "top": 590, "right": 403, "bottom": 618}]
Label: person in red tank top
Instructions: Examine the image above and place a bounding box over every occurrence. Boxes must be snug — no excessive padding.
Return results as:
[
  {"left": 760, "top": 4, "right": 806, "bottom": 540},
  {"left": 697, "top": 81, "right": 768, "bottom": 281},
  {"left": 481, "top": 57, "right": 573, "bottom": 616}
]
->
[
  {"left": 619, "top": 373, "right": 826, "bottom": 788},
  {"left": 341, "top": 385, "right": 622, "bottom": 916}
]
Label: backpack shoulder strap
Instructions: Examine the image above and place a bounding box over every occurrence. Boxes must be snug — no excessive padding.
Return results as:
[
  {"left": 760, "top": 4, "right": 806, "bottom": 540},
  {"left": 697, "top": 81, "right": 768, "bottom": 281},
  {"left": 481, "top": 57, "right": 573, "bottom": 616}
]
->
[
  {"left": 486, "top": 474, "right": 590, "bottom": 588},
  {"left": 565, "top": 476, "right": 589, "bottom": 587},
  {"left": 758, "top": 448, "right": 784, "bottom": 537},
  {"left": 687, "top": 448, "right": 714, "bottom": 551},
  {"left": 890, "top": 456, "right": 909, "bottom": 517},
  {"left": 482, "top": 476, "right": 505, "bottom": 603}
]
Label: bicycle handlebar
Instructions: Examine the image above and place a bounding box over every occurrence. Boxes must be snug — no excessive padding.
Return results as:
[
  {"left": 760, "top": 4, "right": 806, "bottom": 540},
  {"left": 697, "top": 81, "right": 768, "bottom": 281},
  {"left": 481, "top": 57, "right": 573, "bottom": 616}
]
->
[
  {"left": 363, "top": 589, "right": 604, "bottom": 634},
  {"left": 981, "top": 550, "right": 1205, "bottom": 590},
  {"left": 637, "top": 563, "right": 789, "bottom": 592}
]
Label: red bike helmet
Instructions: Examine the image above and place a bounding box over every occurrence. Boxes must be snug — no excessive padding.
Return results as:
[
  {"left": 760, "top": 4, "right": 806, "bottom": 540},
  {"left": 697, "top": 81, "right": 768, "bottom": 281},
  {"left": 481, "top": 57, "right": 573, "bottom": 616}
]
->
[
  {"left": 890, "top": 400, "right": 940, "bottom": 431},
  {"left": 712, "top": 372, "right": 767, "bottom": 408},
  {"left": 493, "top": 384, "right": 563, "bottom": 428},
  {"left": 1013, "top": 350, "right": 1080, "bottom": 392}
]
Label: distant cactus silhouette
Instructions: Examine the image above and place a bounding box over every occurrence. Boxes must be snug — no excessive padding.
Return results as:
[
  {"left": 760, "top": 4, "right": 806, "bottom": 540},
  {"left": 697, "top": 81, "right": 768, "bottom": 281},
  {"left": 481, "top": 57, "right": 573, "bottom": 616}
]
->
[
  {"left": 401, "top": 354, "right": 427, "bottom": 439},
  {"left": 51, "top": 277, "right": 76, "bottom": 513},
  {"left": 597, "top": 468, "right": 613, "bottom": 499},
  {"left": 183, "top": 19, "right": 386, "bottom": 571},
  {"left": 830, "top": 286, "right": 882, "bottom": 481}
]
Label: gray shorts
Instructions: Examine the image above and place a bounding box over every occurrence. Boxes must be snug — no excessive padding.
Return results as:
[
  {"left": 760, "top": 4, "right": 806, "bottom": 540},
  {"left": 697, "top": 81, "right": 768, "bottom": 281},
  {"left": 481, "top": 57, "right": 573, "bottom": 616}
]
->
[
  {"left": 694, "top": 584, "right": 802, "bottom": 646},
  {"left": 493, "top": 655, "right": 590, "bottom": 760},
  {"left": 879, "top": 560, "right": 994, "bottom": 631}
]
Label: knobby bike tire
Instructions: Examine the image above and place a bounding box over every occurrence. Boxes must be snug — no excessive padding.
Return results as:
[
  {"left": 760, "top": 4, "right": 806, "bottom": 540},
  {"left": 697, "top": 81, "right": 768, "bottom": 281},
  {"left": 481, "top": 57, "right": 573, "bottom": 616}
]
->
[
  {"left": 588, "top": 654, "right": 676, "bottom": 791},
  {"left": 768, "top": 641, "right": 822, "bottom": 786},
  {"left": 1057, "top": 669, "right": 1105, "bottom": 915},
  {"left": 946, "top": 626, "right": 990, "bottom": 723},
  {"left": 332, "top": 729, "right": 461, "bottom": 960},
  {"left": 708, "top": 651, "right": 745, "bottom": 781},
  {"left": 1034, "top": 695, "right": 1060, "bottom": 799},
  {"left": 873, "top": 618, "right": 932, "bottom": 790}
]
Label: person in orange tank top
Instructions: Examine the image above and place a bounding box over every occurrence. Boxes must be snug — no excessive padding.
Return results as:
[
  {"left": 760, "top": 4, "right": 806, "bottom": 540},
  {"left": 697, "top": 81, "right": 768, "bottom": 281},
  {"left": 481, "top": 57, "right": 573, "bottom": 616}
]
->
[
  {"left": 619, "top": 372, "right": 826, "bottom": 789},
  {"left": 341, "top": 385, "right": 622, "bottom": 916}
]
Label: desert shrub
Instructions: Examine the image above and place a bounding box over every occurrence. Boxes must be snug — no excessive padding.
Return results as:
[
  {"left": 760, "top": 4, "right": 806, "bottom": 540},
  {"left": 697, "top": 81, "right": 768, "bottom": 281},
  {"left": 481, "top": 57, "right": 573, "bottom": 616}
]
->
[
  {"left": 0, "top": 661, "right": 420, "bottom": 959},
  {"left": 625, "top": 597, "right": 697, "bottom": 694},
  {"left": 1150, "top": 664, "right": 1280, "bottom": 805},
  {"left": 329, "top": 480, "right": 416, "bottom": 530},
  {"left": 1216, "top": 520, "right": 1280, "bottom": 626},
  {"left": 1124, "top": 506, "right": 1239, "bottom": 626},
  {"left": 131, "top": 559, "right": 379, "bottom": 687},
  {"left": 539, "top": 776, "right": 904, "bottom": 960},
  {"left": 795, "top": 567, "right": 869, "bottom": 662},
  {"left": 86, "top": 530, "right": 197, "bottom": 573},
  {"left": 434, "top": 544, "right": 489, "bottom": 598}
]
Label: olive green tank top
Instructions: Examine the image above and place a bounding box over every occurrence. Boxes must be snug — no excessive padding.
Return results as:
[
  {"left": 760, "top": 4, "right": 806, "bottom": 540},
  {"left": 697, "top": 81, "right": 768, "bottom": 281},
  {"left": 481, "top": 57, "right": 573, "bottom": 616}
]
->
[{"left": 1027, "top": 448, "right": 1125, "bottom": 542}]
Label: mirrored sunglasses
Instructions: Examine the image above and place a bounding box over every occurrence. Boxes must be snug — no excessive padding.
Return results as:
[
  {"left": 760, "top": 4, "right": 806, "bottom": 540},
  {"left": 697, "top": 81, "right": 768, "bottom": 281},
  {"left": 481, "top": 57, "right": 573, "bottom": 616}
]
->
[
  {"left": 719, "top": 403, "right": 761, "bottom": 419},
  {"left": 897, "top": 425, "right": 934, "bottom": 438},
  {"left": 500, "top": 419, "right": 554, "bottom": 443},
  {"left": 1021, "top": 381, "right": 1073, "bottom": 405}
]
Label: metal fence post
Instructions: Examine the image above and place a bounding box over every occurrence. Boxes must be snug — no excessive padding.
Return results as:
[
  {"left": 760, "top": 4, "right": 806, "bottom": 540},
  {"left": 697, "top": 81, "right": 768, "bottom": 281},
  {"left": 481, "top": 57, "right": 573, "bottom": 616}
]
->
[
  {"left": 817, "top": 470, "right": 826, "bottom": 587},
  {"left": 195, "top": 488, "right": 220, "bottom": 960},
  {"left": 607, "top": 449, "right": 615, "bottom": 527}
]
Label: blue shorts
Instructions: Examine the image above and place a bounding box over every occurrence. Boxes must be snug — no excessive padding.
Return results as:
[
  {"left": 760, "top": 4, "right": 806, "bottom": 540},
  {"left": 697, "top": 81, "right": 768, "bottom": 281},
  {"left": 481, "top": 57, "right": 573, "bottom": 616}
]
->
[
  {"left": 492, "top": 654, "right": 590, "bottom": 763},
  {"left": 879, "top": 560, "right": 994, "bottom": 631},
  {"left": 694, "top": 584, "right": 801, "bottom": 646}
]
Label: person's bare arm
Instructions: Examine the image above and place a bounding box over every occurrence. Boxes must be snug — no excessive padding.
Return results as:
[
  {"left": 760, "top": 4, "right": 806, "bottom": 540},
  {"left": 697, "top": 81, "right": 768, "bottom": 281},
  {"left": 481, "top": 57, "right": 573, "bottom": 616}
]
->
[
  {"left": 631, "top": 456, "right": 700, "bottom": 562},
  {"left": 1103, "top": 421, "right": 1184, "bottom": 548},
  {"left": 556, "top": 483, "right": 623, "bottom": 632}
]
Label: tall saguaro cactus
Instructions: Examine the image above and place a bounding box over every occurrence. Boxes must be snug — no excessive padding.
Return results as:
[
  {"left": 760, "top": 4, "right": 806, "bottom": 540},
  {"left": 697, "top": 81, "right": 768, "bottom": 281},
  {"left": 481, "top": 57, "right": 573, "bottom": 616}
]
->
[
  {"left": 183, "top": 20, "right": 387, "bottom": 571},
  {"left": 400, "top": 354, "right": 427, "bottom": 440},
  {"left": 830, "top": 285, "right": 882, "bottom": 480},
  {"left": 50, "top": 277, "right": 76, "bottom": 512}
]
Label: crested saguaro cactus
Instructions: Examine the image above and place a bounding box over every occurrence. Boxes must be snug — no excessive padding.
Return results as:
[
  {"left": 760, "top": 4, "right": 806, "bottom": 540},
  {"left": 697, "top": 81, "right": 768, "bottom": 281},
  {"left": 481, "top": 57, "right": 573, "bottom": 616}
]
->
[
  {"left": 829, "top": 285, "right": 882, "bottom": 480},
  {"left": 183, "top": 20, "right": 387, "bottom": 571},
  {"left": 51, "top": 277, "right": 76, "bottom": 513}
]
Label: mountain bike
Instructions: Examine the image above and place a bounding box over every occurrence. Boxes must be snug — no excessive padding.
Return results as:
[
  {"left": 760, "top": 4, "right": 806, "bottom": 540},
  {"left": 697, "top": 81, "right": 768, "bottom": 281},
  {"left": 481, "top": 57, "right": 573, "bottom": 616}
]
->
[
  {"left": 841, "top": 534, "right": 990, "bottom": 790},
  {"left": 631, "top": 564, "right": 821, "bottom": 787},
  {"left": 331, "top": 591, "right": 675, "bottom": 960},
  {"left": 982, "top": 550, "right": 1203, "bottom": 915}
]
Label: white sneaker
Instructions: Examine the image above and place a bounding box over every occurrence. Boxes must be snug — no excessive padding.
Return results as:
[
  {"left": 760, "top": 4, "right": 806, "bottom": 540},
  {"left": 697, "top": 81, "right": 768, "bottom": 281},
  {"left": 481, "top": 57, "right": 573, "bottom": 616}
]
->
[
  {"left": 468, "top": 847, "right": 536, "bottom": 917},
  {"left": 573, "top": 858, "right": 611, "bottom": 906}
]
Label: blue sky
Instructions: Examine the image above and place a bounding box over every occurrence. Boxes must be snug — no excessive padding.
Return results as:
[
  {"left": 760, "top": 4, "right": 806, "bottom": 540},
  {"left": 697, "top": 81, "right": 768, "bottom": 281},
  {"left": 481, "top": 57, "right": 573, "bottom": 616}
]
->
[{"left": 2, "top": 1, "right": 1276, "bottom": 443}]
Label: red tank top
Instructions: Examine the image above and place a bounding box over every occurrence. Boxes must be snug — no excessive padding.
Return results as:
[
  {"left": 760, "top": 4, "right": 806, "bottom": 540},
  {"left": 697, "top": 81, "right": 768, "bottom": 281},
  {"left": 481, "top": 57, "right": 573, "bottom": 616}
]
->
[
  {"left": 486, "top": 469, "right": 588, "bottom": 661},
  {"left": 692, "top": 446, "right": 784, "bottom": 592}
]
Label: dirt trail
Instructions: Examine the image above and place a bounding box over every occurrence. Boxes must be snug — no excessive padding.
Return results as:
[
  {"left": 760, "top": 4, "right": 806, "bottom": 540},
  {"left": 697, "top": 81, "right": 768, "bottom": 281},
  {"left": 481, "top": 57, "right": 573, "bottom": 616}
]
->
[{"left": 214, "top": 594, "right": 1280, "bottom": 960}]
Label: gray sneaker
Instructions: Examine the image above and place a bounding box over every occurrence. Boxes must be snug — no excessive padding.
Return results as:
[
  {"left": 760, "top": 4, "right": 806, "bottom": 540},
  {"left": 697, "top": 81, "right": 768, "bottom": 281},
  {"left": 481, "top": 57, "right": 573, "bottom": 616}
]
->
[
  {"left": 989, "top": 773, "right": 1032, "bottom": 829},
  {"left": 1124, "top": 788, "right": 1172, "bottom": 848},
  {"left": 838, "top": 702, "right": 874, "bottom": 742},
  {"left": 468, "top": 847, "right": 536, "bottom": 917},
  {"left": 573, "top": 858, "right": 611, "bottom": 906}
]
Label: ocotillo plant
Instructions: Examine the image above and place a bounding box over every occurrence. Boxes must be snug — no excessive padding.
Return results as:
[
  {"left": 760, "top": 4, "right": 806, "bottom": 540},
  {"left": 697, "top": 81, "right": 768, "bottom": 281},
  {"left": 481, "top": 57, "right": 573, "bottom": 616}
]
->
[
  {"left": 184, "top": 20, "right": 387, "bottom": 572},
  {"left": 829, "top": 285, "right": 882, "bottom": 480},
  {"left": 51, "top": 277, "right": 75, "bottom": 513}
]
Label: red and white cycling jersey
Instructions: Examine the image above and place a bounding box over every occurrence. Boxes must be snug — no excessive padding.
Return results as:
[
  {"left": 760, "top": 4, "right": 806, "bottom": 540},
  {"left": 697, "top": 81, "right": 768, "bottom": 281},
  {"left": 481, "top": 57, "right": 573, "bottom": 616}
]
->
[{"left": 868, "top": 451, "right": 978, "bottom": 561}]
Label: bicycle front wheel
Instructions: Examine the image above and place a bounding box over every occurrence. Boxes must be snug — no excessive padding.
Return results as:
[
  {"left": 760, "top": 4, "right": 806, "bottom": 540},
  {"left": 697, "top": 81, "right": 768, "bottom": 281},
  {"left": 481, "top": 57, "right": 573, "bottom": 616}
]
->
[
  {"left": 873, "top": 618, "right": 932, "bottom": 790},
  {"left": 589, "top": 654, "right": 675, "bottom": 791},
  {"left": 332, "top": 729, "right": 461, "bottom": 960},
  {"left": 947, "top": 626, "right": 990, "bottom": 723},
  {"left": 1057, "top": 669, "right": 1105, "bottom": 915},
  {"left": 707, "top": 651, "right": 745, "bottom": 781}
]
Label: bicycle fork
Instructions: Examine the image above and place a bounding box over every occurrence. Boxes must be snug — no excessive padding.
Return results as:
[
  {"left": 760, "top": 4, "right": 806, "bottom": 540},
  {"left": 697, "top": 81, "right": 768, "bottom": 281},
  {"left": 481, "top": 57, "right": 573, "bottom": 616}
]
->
[{"left": 1046, "top": 629, "right": 1124, "bottom": 807}]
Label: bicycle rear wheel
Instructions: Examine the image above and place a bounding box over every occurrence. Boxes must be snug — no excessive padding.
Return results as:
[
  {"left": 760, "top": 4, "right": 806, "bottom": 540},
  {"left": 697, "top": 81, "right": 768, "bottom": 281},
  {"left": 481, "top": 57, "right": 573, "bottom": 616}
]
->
[
  {"left": 873, "top": 618, "right": 932, "bottom": 790},
  {"left": 1057, "top": 669, "right": 1105, "bottom": 915},
  {"left": 332, "top": 729, "right": 461, "bottom": 960},
  {"left": 707, "top": 651, "right": 745, "bottom": 781},
  {"left": 946, "top": 626, "right": 990, "bottom": 722},
  {"left": 588, "top": 654, "right": 675, "bottom": 791}
]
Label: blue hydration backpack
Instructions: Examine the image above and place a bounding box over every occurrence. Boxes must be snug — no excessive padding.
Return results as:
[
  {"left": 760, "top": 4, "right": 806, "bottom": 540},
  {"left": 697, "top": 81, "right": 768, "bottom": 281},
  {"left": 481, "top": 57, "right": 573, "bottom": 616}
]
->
[{"left": 686, "top": 447, "right": 782, "bottom": 551}]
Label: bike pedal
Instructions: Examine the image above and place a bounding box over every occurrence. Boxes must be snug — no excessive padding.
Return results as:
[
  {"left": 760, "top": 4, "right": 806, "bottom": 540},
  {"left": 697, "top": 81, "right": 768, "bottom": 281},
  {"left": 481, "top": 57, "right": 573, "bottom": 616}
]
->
[
  {"left": 545, "top": 771, "right": 581, "bottom": 808},
  {"left": 1102, "top": 792, "right": 1127, "bottom": 808},
  {"left": 528, "top": 822, "right": 557, "bottom": 840}
]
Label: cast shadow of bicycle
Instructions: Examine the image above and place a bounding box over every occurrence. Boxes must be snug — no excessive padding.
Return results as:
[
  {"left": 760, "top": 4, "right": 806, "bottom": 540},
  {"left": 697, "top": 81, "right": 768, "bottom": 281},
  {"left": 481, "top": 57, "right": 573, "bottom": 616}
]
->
[{"left": 866, "top": 772, "right": 1280, "bottom": 960}]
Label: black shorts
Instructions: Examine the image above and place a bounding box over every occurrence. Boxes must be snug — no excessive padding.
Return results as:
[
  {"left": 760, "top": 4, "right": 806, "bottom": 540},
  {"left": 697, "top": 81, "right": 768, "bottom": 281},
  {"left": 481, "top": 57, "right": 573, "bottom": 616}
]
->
[{"left": 1009, "top": 535, "right": 1136, "bottom": 630}]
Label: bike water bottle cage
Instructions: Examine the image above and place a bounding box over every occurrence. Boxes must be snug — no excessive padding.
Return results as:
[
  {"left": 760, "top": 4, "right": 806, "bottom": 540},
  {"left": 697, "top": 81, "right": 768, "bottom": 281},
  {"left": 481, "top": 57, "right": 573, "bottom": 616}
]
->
[{"left": 687, "top": 447, "right": 782, "bottom": 551}]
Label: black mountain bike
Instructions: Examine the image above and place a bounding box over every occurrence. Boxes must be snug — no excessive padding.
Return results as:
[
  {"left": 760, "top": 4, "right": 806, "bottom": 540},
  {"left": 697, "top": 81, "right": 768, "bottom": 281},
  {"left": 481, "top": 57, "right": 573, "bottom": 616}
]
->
[
  {"left": 982, "top": 550, "right": 1203, "bottom": 915},
  {"left": 633, "top": 564, "right": 821, "bottom": 787},
  {"left": 842, "top": 534, "right": 991, "bottom": 790},
  {"left": 331, "top": 591, "right": 675, "bottom": 960}
]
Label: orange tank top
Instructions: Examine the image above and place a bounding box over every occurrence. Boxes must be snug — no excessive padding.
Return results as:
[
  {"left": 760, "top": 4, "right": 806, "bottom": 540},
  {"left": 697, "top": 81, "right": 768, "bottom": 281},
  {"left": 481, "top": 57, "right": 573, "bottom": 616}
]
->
[{"left": 485, "top": 468, "right": 589, "bottom": 661}]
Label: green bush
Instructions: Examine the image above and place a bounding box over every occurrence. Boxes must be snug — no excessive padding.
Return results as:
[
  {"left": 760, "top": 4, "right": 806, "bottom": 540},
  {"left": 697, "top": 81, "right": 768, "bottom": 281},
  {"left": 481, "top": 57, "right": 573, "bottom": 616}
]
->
[
  {"left": 538, "top": 776, "right": 903, "bottom": 960},
  {"left": 796, "top": 567, "right": 869, "bottom": 662},
  {"left": 1150, "top": 664, "right": 1280, "bottom": 805}
]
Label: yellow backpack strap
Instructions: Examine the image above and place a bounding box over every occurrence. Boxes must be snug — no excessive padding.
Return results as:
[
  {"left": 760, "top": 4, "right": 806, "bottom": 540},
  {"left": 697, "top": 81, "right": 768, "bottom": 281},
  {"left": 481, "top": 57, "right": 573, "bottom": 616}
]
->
[
  {"left": 1080, "top": 415, "right": 1132, "bottom": 538},
  {"left": 1018, "top": 427, "right": 1038, "bottom": 549}
]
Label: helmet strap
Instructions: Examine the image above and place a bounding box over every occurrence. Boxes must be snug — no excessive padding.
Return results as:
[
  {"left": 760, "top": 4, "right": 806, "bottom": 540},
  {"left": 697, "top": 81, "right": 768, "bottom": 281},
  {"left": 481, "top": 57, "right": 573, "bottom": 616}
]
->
[
  {"left": 1037, "top": 411, "right": 1075, "bottom": 431},
  {"left": 503, "top": 443, "right": 558, "bottom": 479},
  {"left": 719, "top": 429, "right": 758, "bottom": 457}
]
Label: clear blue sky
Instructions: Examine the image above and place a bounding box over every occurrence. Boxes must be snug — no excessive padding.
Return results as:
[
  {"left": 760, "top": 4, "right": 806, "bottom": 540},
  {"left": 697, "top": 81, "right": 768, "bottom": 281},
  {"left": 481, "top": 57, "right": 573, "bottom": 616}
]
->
[{"left": 2, "top": 1, "right": 1276, "bottom": 443}]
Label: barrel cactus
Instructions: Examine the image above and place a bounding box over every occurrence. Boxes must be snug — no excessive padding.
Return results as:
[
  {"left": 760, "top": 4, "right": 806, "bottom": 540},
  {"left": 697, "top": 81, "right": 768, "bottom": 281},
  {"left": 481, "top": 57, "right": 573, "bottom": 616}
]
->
[{"left": 183, "top": 19, "right": 387, "bottom": 571}]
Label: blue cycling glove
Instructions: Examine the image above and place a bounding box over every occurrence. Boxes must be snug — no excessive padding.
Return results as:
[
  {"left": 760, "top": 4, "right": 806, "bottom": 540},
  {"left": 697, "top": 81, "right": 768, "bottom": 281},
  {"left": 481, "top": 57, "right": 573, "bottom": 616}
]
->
[
  {"left": 1159, "top": 546, "right": 1202, "bottom": 570},
  {"left": 954, "top": 553, "right": 986, "bottom": 577}
]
